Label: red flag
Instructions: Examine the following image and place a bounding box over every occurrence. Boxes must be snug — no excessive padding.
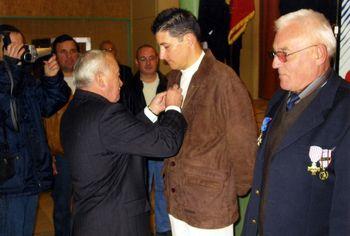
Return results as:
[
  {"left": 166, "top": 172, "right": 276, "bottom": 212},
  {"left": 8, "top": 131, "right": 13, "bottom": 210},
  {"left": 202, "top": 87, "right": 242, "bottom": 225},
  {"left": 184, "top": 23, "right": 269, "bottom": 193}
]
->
[{"left": 228, "top": 0, "right": 255, "bottom": 44}]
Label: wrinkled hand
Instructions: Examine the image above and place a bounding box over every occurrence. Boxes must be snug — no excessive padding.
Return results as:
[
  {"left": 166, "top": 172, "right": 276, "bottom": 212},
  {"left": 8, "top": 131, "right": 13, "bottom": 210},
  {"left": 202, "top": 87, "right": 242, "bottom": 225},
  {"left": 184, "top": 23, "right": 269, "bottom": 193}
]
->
[
  {"left": 4, "top": 42, "right": 25, "bottom": 60},
  {"left": 44, "top": 54, "right": 60, "bottom": 77},
  {"left": 148, "top": 91, "right": 167, "bottom": 115},
  {"left": 166, "top": 84, "right": 183, "bottom": 107}
]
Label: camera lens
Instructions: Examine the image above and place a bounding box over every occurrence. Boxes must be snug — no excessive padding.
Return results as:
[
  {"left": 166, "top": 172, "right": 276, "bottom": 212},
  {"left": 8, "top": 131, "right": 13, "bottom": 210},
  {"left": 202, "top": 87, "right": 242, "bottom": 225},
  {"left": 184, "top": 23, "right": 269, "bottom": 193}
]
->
[{"left": 22, "top": 52, "right": 32, "bottom": 63}]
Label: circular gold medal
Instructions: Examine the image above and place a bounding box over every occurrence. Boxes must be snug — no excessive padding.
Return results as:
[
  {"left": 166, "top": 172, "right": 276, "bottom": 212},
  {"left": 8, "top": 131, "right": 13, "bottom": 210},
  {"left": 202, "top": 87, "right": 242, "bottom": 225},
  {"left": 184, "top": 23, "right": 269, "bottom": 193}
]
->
[{"left": 319, "top": 170, "right": 329, "bottom": 180}]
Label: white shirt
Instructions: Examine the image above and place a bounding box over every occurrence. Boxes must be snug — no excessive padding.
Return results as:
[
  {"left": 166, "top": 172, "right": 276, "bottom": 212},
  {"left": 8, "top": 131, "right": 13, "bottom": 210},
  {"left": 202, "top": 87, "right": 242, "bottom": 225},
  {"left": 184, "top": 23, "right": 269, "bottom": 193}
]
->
[
  {"left": 180, "top": 51, "right": 205, "bottom": 104},
  {"left": 142, "top": 74, "right": 160, "bottom": 106},
  {"left": 64, "top": 76, "right": 76, "bottom": 94}
]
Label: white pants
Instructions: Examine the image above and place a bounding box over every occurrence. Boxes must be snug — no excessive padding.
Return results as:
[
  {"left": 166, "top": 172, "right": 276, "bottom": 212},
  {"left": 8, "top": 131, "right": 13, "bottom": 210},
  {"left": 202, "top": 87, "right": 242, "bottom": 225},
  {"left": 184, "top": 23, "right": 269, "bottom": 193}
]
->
[{"left": 169, "top": 214, "right": 234, "bottom": 236}]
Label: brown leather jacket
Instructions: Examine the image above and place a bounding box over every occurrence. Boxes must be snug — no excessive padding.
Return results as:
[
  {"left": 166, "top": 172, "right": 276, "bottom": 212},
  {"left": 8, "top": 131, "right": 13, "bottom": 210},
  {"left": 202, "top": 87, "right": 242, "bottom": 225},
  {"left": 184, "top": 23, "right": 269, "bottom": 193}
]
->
[
  {"left": 43, "top": 96, "right": 72, "bottom": 156},
  {"left": 164, "top": 50, "right": 257, "bottom": 229}
]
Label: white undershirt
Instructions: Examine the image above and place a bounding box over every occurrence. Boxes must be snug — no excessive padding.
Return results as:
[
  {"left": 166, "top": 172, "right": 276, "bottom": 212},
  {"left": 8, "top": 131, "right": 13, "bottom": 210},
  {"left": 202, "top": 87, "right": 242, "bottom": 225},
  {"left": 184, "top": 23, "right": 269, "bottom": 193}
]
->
[
  {"left": 64, "top": 76, "right": 76, "bottom": 94},
  {"left": 142, "top": 74, "right": 160, "bottom": 106},
  {"left": 179, "top": 51, "right": 205, "bottom": 104}
]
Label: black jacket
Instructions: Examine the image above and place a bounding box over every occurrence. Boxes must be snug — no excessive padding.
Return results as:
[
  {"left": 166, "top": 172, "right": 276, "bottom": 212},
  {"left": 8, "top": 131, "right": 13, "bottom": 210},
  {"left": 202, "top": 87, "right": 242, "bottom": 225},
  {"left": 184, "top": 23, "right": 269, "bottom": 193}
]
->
[
  {"left": 121, "top": 71, "right": 167, "bottom": 115},
  {"left": 61, "top": 89, "right": 186, "bottom": 236}
]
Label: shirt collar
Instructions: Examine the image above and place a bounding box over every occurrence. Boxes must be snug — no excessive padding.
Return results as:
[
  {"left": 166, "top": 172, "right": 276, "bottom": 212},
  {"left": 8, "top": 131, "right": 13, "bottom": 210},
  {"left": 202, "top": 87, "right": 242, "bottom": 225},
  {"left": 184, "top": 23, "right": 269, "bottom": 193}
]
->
[
  {"left": 181, "top": 50, "right": 205, "bottom": 75},
  {"left": 294, "top": 68, "right": 331, "bottom": 102}
]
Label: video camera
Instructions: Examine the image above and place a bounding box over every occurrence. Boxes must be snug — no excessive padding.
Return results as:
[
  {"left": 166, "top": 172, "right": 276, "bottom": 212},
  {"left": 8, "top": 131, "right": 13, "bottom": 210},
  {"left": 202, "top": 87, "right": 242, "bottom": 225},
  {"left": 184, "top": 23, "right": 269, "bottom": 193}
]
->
[{"left": 1, "top": 32, "right": 39, "bottom": 63}]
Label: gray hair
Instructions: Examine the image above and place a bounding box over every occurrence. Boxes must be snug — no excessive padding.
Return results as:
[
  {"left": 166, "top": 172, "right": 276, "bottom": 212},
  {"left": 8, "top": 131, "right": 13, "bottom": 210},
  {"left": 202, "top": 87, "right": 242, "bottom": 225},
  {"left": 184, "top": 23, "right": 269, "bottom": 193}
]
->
[
  {"left": 275, "top": 9, "right": 336, "bottom": 57},
  {"left": 73, "top": 50, "right": 110, "bottom": 88}
]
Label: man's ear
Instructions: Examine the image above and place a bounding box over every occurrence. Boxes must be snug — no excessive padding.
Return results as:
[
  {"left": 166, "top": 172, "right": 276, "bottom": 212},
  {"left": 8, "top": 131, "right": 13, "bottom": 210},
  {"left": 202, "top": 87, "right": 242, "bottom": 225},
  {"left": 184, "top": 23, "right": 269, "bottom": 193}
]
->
[
  {"left": 135, "top": 58, "right": 139, "bottom": 69},
  {"left": 315, "top": 44, "right": 328, "bottom": 65},
  {"left": 95, "top": 72, "right": 106, "bottom": 88},
  {"left": 183, "top": 33, "right": 195, "bottom": 47}
]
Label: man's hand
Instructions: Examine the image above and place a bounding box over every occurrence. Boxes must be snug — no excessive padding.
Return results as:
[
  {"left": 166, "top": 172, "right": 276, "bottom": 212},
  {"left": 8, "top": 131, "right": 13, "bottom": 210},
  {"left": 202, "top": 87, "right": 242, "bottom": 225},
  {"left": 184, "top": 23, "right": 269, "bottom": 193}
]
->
[
  {"left": 148, "top": 91, "right": 167, "bottom": 115},
  {"left": 52, "top": 155, "right": 58, "bottom": 176},
  {"left": 44, "top": 54, "right": 60, "bottom": 77},
  {"left": 166, "top": 84, "right": 183, "bottom": 107},
  {"left": 4, "top": 42, "right": 25, "bottom": 60}
]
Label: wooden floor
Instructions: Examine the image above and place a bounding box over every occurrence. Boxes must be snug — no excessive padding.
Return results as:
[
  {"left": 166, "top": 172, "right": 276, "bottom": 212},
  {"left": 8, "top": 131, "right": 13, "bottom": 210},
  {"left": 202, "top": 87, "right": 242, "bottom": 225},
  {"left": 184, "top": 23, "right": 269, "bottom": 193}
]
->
[{"left": 34, "top": 99, "right": 268, "bottom": 236}]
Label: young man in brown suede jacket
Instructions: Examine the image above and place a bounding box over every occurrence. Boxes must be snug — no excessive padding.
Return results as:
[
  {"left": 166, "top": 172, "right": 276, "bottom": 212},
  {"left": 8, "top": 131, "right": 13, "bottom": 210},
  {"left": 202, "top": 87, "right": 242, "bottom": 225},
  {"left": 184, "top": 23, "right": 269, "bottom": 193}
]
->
[{"left": 152, "top": 8, "right": 257, "bottom": 236}]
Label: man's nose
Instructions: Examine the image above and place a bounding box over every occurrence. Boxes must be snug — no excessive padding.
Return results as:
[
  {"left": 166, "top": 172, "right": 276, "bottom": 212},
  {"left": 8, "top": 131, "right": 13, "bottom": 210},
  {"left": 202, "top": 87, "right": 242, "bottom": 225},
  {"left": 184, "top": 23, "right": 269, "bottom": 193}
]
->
[
  {"left": 159, "top": 49, "right": 165, "bottom": 60},
  {"left": 272, "top": 56, "right": 282, "bottom": 69}
]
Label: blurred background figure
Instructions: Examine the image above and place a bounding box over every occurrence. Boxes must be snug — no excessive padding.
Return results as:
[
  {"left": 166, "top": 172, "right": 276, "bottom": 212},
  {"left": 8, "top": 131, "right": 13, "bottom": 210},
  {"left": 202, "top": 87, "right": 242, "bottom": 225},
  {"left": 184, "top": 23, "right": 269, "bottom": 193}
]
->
[{"left": 99, "top": 40, "right": 133, "bottom": 84}]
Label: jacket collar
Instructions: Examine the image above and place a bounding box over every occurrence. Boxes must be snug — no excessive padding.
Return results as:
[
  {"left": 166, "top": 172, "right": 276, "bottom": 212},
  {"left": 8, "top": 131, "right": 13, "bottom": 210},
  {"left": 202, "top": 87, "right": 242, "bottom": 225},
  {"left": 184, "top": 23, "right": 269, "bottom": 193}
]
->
[
  {"left": 269, "top": 70, "right": 341, "bottom": 154},
  {"left": 171, "top": 50, "right": 216, "bottom": 109}
]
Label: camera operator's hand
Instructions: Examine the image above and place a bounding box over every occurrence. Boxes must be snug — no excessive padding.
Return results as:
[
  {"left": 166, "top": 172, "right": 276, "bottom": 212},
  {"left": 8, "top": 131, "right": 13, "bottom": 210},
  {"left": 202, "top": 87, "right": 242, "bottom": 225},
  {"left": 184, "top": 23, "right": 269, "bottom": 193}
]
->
[
  {"left": 4, "top": 42, "right": 25, "bottom": 60},
  {"left": 44, "top": 54, "right": 60, "bottom": 77},
  {"left": 166, "top": 84, "right": 183, "bottom": 107},
  {"left": 148, "top": 91, "right": 167, "bottom": 115}
]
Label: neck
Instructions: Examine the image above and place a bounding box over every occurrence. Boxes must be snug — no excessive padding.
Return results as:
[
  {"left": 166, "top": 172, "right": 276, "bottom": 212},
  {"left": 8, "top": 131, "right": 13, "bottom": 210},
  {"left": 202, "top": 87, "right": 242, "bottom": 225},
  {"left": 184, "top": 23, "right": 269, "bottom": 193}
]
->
[
  {"left": 63, "top": 70, "right": 73, "bottom": 77},
  {"left": 184, "top": 44, "right": 203, "bottom": 70},
  {"left": 140, "top": 73, "right": 157, "bottom": 83}
]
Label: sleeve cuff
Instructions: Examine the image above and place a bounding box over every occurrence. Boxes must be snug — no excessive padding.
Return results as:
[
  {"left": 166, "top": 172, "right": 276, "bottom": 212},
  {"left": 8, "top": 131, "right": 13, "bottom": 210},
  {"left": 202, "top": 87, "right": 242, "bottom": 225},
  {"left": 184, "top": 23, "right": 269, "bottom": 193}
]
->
[
  {"left": 144, "top": 107, "right": 158, "bottom": 123},
  {"left": 165, "top": 105, "right": 181, "bottom": 113}
]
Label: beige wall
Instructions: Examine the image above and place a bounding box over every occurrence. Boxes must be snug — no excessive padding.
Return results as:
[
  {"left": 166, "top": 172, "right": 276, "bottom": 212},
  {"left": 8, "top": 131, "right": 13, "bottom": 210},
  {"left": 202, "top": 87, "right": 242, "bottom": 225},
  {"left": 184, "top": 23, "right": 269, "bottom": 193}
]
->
[{"left": 0, "top": 0, "right": 131, "bottom": 66}]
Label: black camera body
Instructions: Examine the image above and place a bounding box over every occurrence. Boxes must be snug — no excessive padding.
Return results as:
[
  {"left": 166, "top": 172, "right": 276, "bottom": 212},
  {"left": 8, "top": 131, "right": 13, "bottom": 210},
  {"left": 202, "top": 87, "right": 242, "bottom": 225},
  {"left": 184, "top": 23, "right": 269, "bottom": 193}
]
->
[{"left": 1, "top": 31, "right": 38, "bottom": 63}]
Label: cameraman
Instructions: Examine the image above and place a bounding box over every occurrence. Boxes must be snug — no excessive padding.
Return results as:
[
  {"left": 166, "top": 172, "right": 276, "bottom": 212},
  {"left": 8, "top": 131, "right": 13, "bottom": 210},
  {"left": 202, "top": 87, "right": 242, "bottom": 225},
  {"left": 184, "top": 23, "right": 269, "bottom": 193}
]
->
[{"left": 0, "top": 25, "right": 70, "bottom": 236}]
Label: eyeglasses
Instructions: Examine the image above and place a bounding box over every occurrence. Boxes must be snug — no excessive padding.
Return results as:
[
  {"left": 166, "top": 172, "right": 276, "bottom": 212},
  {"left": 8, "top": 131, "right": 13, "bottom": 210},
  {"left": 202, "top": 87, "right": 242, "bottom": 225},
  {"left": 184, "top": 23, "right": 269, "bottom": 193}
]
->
[
  {"left": 138, "top": 56, "right": 157, "bottom": 62},
  {"left": 102, "top": 48, "right": 115, "bottom": 52},
  {"left": 270, "top": 45, "right": 318, "bottom": 63}
]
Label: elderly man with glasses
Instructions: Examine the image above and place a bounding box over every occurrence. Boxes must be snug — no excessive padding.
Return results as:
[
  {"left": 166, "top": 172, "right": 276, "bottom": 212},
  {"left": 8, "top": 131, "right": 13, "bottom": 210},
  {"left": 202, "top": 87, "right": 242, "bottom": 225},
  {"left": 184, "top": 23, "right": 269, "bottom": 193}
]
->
[{"left": 243, "top": 9, "right": 350, "bottom": 236}]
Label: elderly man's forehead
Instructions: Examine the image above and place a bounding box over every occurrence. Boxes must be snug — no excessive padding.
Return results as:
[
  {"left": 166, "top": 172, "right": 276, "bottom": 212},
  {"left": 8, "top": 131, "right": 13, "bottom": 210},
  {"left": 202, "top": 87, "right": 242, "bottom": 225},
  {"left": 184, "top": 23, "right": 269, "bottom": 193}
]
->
[{"left": 274, "top": 24, "right": 310, "bottom": 48}]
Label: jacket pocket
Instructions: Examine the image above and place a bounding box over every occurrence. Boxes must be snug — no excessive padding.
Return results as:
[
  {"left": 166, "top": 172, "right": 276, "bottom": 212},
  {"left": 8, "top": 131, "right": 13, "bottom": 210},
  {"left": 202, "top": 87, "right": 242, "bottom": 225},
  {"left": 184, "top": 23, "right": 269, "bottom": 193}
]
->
[{"left": 181, "top": 164, "right": 230, "bottom": 216}]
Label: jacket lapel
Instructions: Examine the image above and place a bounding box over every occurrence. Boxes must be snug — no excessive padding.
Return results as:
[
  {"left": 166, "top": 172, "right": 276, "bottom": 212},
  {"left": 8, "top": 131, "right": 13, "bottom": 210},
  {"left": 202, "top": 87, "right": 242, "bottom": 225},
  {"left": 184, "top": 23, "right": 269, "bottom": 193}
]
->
[
  {"left": 182, "top": 50, "right": 215, "bottom": 110},
  {"left": 275, "top": 71, "right": 340, "bottom": 154}
]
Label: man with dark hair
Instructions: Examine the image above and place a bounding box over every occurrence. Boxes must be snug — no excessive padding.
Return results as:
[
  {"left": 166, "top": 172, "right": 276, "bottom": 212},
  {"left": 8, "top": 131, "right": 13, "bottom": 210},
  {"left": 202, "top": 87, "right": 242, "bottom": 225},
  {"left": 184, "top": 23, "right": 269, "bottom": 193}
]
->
[
  {"left": 151, "top": 8, "right": 257, "bottom": 236},
  {"left": 43, "top": 34, "right": 79, "bottom": 236},
  {"left": 123, "top": 44, "right": 171, "bottom": 236},
  {"left": 0, "top": 25, "right": 70, "bottom": 236}
]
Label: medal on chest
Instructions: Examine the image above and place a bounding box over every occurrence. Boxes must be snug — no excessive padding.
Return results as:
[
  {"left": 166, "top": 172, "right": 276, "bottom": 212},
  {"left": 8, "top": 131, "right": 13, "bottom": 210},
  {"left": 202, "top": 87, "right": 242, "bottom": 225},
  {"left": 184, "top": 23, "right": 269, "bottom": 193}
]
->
[
  {"left": 257, "top": 117, "right": 272, "bottom": 146},
  {"left": 308, "top": 146, "right": 333, "bottom": 180}
]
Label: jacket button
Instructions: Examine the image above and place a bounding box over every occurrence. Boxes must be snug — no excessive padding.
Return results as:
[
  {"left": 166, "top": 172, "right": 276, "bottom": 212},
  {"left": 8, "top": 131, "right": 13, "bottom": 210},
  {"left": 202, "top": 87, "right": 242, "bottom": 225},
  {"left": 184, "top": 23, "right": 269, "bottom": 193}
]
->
[
  {"left": 252, "top": 219, "right": 257, "bottom": 224},
  {"left": 170, "top": 161, "right": 176, "bottom": 166},
  {"left": 171, "top": 188, "right": 176, "bottom": 193},
  {"left": 255, "top": 190, "right": 260, "bottom": 195}
]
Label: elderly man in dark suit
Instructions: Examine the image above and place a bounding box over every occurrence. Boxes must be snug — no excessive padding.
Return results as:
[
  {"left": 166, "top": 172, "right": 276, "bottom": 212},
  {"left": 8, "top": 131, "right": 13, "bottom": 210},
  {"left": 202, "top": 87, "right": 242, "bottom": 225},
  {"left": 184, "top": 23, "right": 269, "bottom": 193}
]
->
[
  {"left": 60, "top": 50, "right": 186, "bottom": 236},
  {"left": 243, "top": 9, "right": 350, "bottom": 236}
]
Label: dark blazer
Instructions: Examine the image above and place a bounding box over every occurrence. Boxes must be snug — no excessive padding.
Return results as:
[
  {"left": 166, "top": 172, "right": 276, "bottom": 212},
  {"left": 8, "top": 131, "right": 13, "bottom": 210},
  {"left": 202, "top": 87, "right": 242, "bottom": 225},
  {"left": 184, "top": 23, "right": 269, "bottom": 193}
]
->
[
  {"left": 61, "top": 89, "right": 186, "bottom": 236},
  {"left": 243, "top": 70, "right": 350, "bottom": 236}
]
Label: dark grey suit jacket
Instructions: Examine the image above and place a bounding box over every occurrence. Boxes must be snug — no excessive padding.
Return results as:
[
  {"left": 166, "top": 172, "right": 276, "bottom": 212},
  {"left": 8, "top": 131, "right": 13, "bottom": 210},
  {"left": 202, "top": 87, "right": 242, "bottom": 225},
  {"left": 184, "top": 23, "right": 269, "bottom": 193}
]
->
[{"left": 61, "top": 89, "right": 186, "bottom": 236}]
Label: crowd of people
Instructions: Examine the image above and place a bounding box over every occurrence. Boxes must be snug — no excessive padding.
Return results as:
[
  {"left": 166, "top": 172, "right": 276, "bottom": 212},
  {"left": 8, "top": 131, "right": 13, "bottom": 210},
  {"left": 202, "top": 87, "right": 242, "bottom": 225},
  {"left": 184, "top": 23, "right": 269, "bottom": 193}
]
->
[{"left": 0, "top": 7, "right": 349, "bottom": 236}]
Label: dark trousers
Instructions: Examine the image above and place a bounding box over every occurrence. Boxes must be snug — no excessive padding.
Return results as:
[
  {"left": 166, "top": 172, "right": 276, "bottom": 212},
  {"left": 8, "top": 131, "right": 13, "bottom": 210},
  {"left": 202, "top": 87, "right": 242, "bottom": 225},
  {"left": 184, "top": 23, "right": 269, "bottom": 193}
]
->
[
  {"left": 52, "top": 155, "right": 72, "bottom": 236},
  {"left": 0, "top": 194, "right": 39, "bottom": 236}
]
